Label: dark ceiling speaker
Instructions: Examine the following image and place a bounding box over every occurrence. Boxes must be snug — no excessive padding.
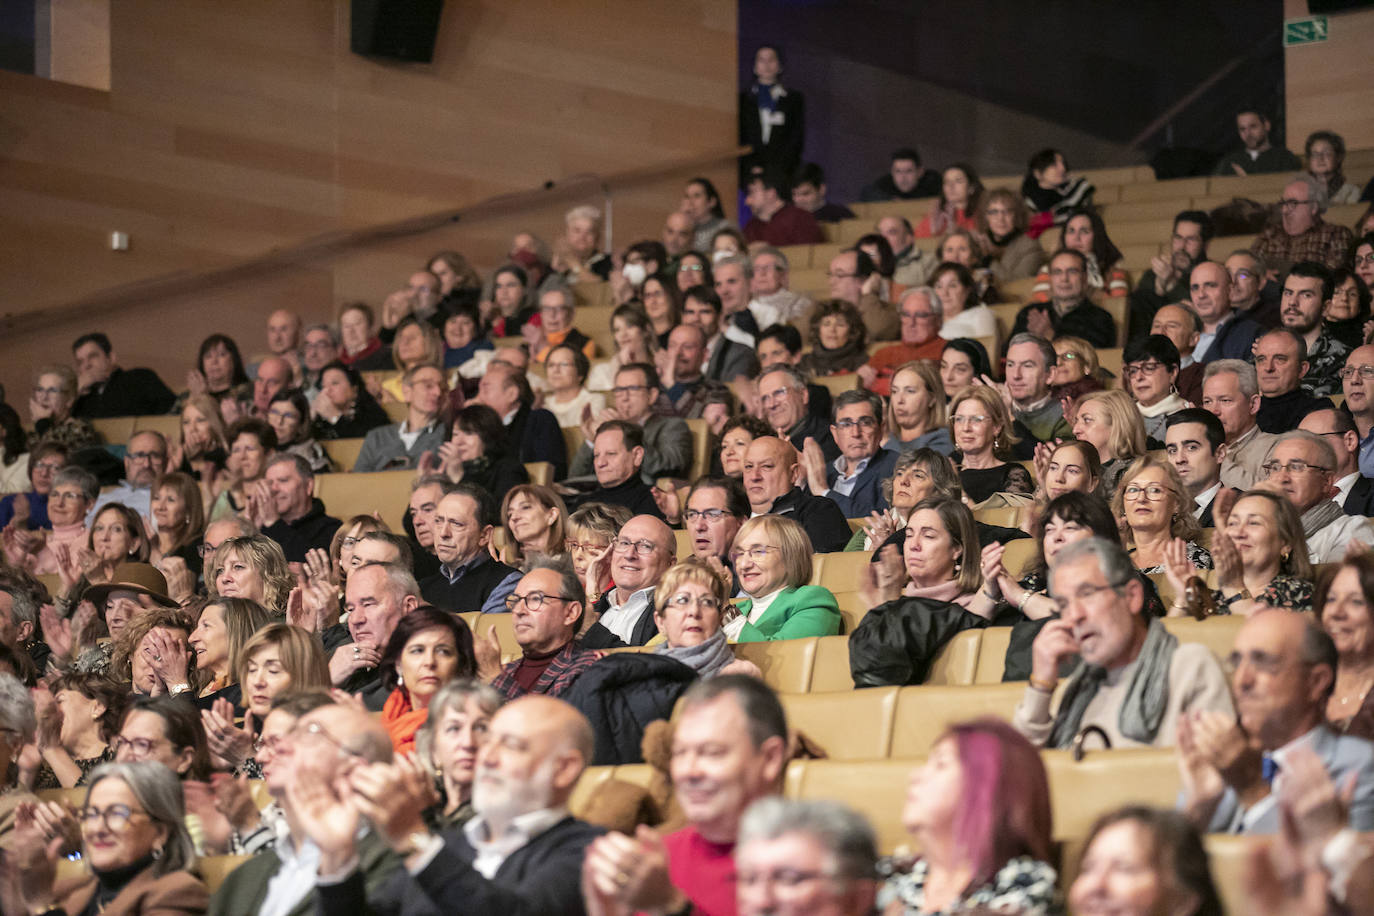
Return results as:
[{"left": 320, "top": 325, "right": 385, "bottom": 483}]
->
[{"left": 351, "top": 0, "right": 444, "bottom": 63}]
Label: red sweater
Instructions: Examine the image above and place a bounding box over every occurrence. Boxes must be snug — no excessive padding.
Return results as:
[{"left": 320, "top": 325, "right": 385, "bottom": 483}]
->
[
  {"left": 662, "top": 826, "right": 737, "bottom": 916},
  {"left": 864, "top": 339, "right": 946, "bottom": 396},
  {"left": 743, "top": 204, "right": 825, "bottom": 246}
]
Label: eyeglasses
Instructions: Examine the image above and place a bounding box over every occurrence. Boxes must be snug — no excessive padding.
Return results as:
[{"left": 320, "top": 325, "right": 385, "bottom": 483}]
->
[
  {"left": 78, "top": 804, "right": 147, "bottom": 833},
  {"left": 1354, "top": 253, "right": 1374, "bottom": 267},
  {"left": 834, "top": 416, "right": 878, "bottom": 431},
  {"left": 685, "top": 508, "right": 728, "bottom": 522},
  {"left": 1051, "top": 581, "right": 1128, "bottom": 615},
  {"left": 290, "top": 720, "right": 365, "bottom": 759},
  {"left": 32, "top": 462, "right": 64, "bottom": 474},
  {"left": 253, "top": 734, "right": 288, "bottom": 756},
  {"left": 985, "top": 207, "right": 1013, "bottom": 217},
  {"left": 735, "top": 869, "right": 838, "bottom": 893},
  {"left": 564, "top": 540, "right": 608, "bottom": 554},
  {"left": 1049, "top": 268, "right": 1084, "bottom": 277},
  {"left": 612, "top": 537, "right": 660, "bottom": 556},
  {"left": 951, "top": 414, "right": 988, "bottom": 425},
  {"left": 505, "top": 591, "right": 575, "bottom": 612},
  {"left": 1261, "top": 460, "right": 1331, "bottom": 477},
  {"left": 610, "top": 385, "right": 651, "bottom": 396},
  {"left": 730, "top": 545, "right": 780, "bottom": 563},
  {"left": 199, "top": 542, "right": 223, "bottom": 557},
  {"left": 1278, "top": 198, "right": 1314, "bottom": 209},
  {"left": 1123, "top": 361, "right": 1165, "bottom": 378},
  {"left": 1339, "top": 366, "right": 1374, "bottom": 380},
  {"left": 341, "top": 535, "right": 362, "bottom": 548},
  {"left": 1224, "top": 649, "right": 1293, "bottom": 676},
  {"left": 1056, "top": 352, "right": 1081, "bottom": 364},
  {"left": 303, "top": 340, "right": 336, "bottom": 351},
  {"left": 664, "top": 593, "right": 722, "bottom": 611},
  {"left": 1232, "top": 269, "right": 1257, "bottom": 280},
  {"left": 681, "top": 264, "right": 704, "bottom": 273},
  {"left": 267, "top": 408, "right": 299, "bottom": 421},
  {"left": 110, "top": 734, "right": 165, "bottom": 757},
  {"left": 1122, "top": 484, "right": 1169, "bottom": 501},
  {"left": 759, "top": 387, "right": 796, "bottom": 404}
]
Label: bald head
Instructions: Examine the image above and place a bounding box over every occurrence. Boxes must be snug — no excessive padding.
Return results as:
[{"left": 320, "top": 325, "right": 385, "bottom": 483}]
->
[
  {"left": 612, "top": 515, "right": 677, "bottom": 594},
  {"left": 742, "top": 436, "right": 799, "bottom": 512},
  {"left": 289, "top": 702, "right": 392, "bottom": 785},
  {"left": 473, "top": 695, "right": 594, "bottom": 825},
  {"left": 663, "top": 211, "right": 694, "bottom": 257},
  {"left": 1189, "top": 261, "right": 1231, "bottom": 324},
  {"left": 1150, "top": 304, "right": 1201, "bottom": 358},
  {"left": 266, "top": 310, "right": 302, "bottom": 355}
]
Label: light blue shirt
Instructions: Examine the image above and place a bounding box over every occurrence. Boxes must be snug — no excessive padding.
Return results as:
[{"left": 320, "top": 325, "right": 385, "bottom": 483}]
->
[
  {"left": 86, "top": 481, "right": 152, "bottom": 528},
  {"left": 826, "top": 454, "right": 872, "bottom": 498}
]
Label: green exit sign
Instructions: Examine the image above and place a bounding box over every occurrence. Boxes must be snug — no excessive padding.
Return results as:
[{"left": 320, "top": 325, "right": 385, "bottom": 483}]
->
[{"left": 1284, "top": 15, "right": 1329, "bottom": 46}]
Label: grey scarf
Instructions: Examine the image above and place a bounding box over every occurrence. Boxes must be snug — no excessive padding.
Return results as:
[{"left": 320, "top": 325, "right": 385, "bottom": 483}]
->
[
  {"left": 1301, "top": 500, "right": 1346, "bottom": 540},
  {"left": 1048, "top": 617, "right": 1179, "bottom": 749},
  {"left": 654, "top": 630, "right": 737, "bottom": 678}
]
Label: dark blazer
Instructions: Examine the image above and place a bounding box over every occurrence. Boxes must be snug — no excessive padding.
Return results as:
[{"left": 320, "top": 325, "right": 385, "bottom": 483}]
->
[
  {"left": 821, "top": 447, "right": 898, "bottom": 518},
  {"left": 1345, "top": 476, "right": 1374, "bottom": 517},
  {"left": 768, "top": 487, "right": 851, "bottom": 553},
  {"left": 507, "top": 404, "right": 567, "bottom": 480},
  {"left": 56, "top": 867, "right": 207, "bottom": 916},
  {"left": 1197, "top": 312, "right": 1262, "bottom": 363},
  {"left": 72, "top": 366, "right": 177, "bottom": 418},
  {"left": 705, "top": 337, "right": 758, "bottom": 383},
  {"left": 571, "top": 476, "right": 664, "bottom": 520},
  {"left": 580, "top": 588, "right": 659, "bottom": 649},
  {"left": 209, "top": 829, "right": 398, "bottom": 916},
  {"left": 317, "top": 814, "right": 605, "bottom": 916},
  {"left": 738, "top": 84, "right": 805, "bottom": 181},
  {"left": 1011, "top": 299, "right": 1116, "bottom": 349}
]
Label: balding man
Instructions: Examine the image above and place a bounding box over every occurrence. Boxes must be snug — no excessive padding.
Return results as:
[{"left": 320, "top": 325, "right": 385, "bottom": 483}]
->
[
  {"left": 743, "top": 436, "right": 850, "bottom": 552},
  {"left": 251, "top": 309, "right": 304, "bottom": 379},
  {"left": 1151, "top": 302, "right": 1204, "bottom": 403},
  {"left": 1181, "top": 610, "right": 1374, "bottom": 834},
  {"left": 657, "top": 324, "right": 708, "bottom": 415},
  {"left": 332, "top": 562, "right": 421, "bottom": 710},
  {"left": 476, "top": 359, "right": 566, "bottom": 479},
  {"left": 757, "top": 364, "right": 838, "bottom": 463},
  {"left": 86, "top": 429, "right": 167, "bottom": 525},
  {"left": 1303, "top": 408, "right": 1374, "bottom": 516},
  {"left": 662, "top": 211, "right": 694, "bottom": 263},
  {"left": 353, "top": 364, "right": 447, "bottom": 472},
  {"left": 734, "top": 799, "right": 879, "bottom": 916},
  {"left": 1253, "top": 328, "right": 1333, "bottom": 434},
  {"left": 1190, "top": 261, "right": 1260, "bottom": 364},
  {"left": 305, "top": 695, "right": 604, "bottom": 916},
  {"left": 1253, "top": 174, "right": 1354, "bottom": 272},
  {"left": 859, "top": 287, "right": 945, "bottom": 396},
  {"left": 747, "top": 246, "right": 811, "bottom": 330},
  {"left": 1226, "top": 249, "right": 1281, "bottom": 329},
  {"left": 487, "top": 558, "right": 603, "bottom": 699},
  {"left": 1257, "top": 431, "right": 1374, "bottom": 562},
  {"left": 580, "top": 515, "right": 676, "bottom": 649},
  {"left": 878, "top": 215, "right": 937, "bottom": 287},
  {"left": 1343, "top": 346, "right": 1374, "bottom": 480},
  {"left": 419, "top": 485, "right": 520, "bottom": 615},
  {"left": 252, "top": 356, "right": 294, "bottom": 420}
]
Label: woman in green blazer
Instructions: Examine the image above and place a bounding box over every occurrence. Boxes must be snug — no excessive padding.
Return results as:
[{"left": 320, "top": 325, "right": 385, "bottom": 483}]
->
[{"left": 725, "top": 515, "right": 840, "bottom": 642}]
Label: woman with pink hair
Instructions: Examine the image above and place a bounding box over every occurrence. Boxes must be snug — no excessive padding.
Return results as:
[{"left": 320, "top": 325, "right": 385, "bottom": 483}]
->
[{"left": 878, "top": 718, "right": 1056, "bottom": 914}]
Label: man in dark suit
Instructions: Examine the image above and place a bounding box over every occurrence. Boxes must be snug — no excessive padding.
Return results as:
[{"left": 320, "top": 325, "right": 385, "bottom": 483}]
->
[
  {"left": 1183, "top": 612, "right": 1374, "bottom": 834},
  {"left": 571, "top": 421, "right": 665, "bottom": 520},
  {"left": 1164, "top": 409, "right": 1232, "bottom": 528},
  {"left": 757, "top": 365, "right": 839, "bottom": 463},
  {"left": 419, "top": 485, "right": 521, "bottom": 614},
  {"left": 300, "top": 695, "right": 605, "bottom": 916},
  {"left": 743, "top": 435, "right": 850, "bottom": 553},
  {"left": 477, "top": 360, "right": 566, "bottom": 479},
  {"left": 1300, "top": 408, "right": 1374, "bottom": 517},
  {"left": 70, "top": 332, "right": 176, "bottom": 418},
  {"left": 1010, "top": 249, "right": 1116, "bottom": 349},
  {"left": 684, "top": 286, "right": 758, "bottom": 384},
  {"left": 1192, "top": 261, "right": 1261, "bottom": 364},
  {"left": 801, "top": 390, "right": 897, "bottom": 518}
]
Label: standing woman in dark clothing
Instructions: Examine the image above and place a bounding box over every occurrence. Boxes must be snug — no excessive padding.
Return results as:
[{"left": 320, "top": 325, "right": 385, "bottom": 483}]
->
[{"left": 738, "top": 44, "right": 804, "bottom": 183}]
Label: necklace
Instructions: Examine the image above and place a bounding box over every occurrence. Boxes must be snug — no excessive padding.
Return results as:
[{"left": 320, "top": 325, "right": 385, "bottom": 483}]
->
[{"left": 1332, "top": 673, "right": 1374, "bottom": 711}]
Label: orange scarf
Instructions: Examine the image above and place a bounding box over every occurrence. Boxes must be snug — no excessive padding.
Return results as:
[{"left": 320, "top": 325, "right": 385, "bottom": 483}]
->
[{"left": 382, "top": 689, "right": 430, "bottom": 756}]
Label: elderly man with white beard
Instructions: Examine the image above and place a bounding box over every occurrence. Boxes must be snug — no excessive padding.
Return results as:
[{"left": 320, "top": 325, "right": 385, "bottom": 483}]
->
[{"left": 301, "top": 694, "right": 604, "bottom": 916}]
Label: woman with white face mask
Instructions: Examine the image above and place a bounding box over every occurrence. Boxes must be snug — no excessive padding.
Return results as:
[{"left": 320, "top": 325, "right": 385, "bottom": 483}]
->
[{"left": 610, "top": 240, "right": 666, "bottom": 306}]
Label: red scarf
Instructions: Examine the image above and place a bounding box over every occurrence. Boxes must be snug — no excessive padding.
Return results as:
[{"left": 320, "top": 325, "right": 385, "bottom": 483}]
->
[{"left": 382, "top": 689, "right": 430, "bottom": 755}]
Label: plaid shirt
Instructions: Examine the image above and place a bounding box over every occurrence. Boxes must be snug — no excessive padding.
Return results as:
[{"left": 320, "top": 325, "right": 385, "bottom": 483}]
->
[
  {"left": 1252, "top": 218, "right": 1354, "bottom": 271},
  {"left": 490, "top": 642, "right": 604, "bottom": 699}
]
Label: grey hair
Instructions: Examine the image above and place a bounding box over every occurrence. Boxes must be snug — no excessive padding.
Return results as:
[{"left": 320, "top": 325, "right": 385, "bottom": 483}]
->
[
  {"left": 1257, "top": 326, "right": 1308, "bottom": 364},
  {"left": 717, "top": 254, "right": 753, "bottom": 280},
  {"left": 738, "top": 797, "right": 878, "bottom": 882},
  {"left": 1227, "top": 248, "right": 1268, "bottom": 279},
  {"left": 528, "top": 554, "right": 585, "bottom": 608},
  {"left": 1171, "top": 301, "right": 1203, "bottom": 334},
  {"left": 1272, "top": 429, "right": 1337, "bottom": 473},
  {"left": 1203, "top": 359, "right": 1259, "bottom": 400},
  {"left": 54, "top": 466, "right": 99, "bottom": 502},
  {"left": 209, "top": 515, "right": 258, "bottom": 539},
  {"left": 84, "top": 762, "right": 196, "bottom": 876},
  {"left": 1, "top": 586, "right": 37, "bottom": 629},
  {"left": 897, "top": 286, "right": 937, "bottom": 313},
  {"left": 411, "top": 473, "right": 459, "bottom": 496},
  {"left": 303, "top": 322, "right": 339, "bottom": 347},
  {"left": 1288, "top": 172, "right": 1329, "bottom": 213},
  {"left": 266, "top": 451, "right": 314, "bottom": 481},
  {"left": 539, "top": 282, "right": 577, "bottom": 313},
  {"left": 0, "top": 673, "right": 36, "bottom": 742},
  {"left": 1049, "top": 536, "right": 1136, "bottom": 593},
  {"left": 357, "top": 560, "right": 421, "bottom": 600},
  {"left": 414, "top": 679, "right": 505, "bottom": 770},
  {"left": 565, "top": 204, "right": 601, "bottom": 226},
  {"left": 758, "top": 363, "right": 809, "bottom": 391},
  {"left": 751, "top": 246, "right": 789, "bottom": 273},
  {"left": 1006, "top": 333, "right": 1057, "bottom": 370},
  {"left": 831, "top": 389, "right": 884, "bottom": 425}
]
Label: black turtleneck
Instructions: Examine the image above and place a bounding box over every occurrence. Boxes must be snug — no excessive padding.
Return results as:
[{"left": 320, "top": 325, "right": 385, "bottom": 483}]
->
[{"left": 1256, "top": 389, "right": 1332, "bottom": 435}]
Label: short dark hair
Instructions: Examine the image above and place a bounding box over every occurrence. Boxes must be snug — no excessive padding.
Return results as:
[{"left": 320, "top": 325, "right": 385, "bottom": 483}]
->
[
  {"left": 596, "top": 419, "right": 644, "bottom": 454},
  {"left": 687, "top": 476, "right": 750, "bottom": 519},
  {"left": 831, "top": 389, "right": 883, "bottom": 425},
  {"left": 449, "top": 482, "right": 498, "bottom": 530},
  {"left": 226, "top": 416, "right": 278, "bottom": 452},
  {"left": 679, "top": 674, "right": 788, "bottom": 749},
  {"left": 454, "top": 404, "right": 513, "bottom": 459},
  {"left": 1173, "top": 210, "right": 1215, "bottom": 242},
  {"left": 122, "top": 695, "right": 211, "bottom": 781},
  {"left": 791, "top": 162, "right": 826, "bottom": 190},
  {"left": 683, "top": 285, "right": 723, "bottom": 315},
  {"left": 847, "top": 247, "right": 877, "bottom": 279},
  {"left": 890, "top": 147, "right": 921, "bottom": 167},
  {"left": 1286, "top": 260, "right": 1335, "bottom": 302},
  {"left": 749, "top": 169, "right": 790, "bottom": 197},
  {"left": 1235, "top": 105, "right": 1271, "bottom": 122},
  {"left": 1027, "top": 148, "right": 1062, "bottom": 174},
  {"left": 72, "top": 332, "right": 112, "bottom": 355},
  {"left": 757, "top": 323, "right": 803, "bottom": 356},
  {"left": 1165, "top": 408, "right": 1226, "bottom": 453},
  {"left": 617, "top": 361, "right": 662, "bottom": 393},
  {"left": 686, "top": 177, "right": 725, "bottom": 219},
  {"left": 626, "top": 240, "right": 668, "bottom": 269},
  {"left": 356, "top": 531, "right": 414, "bottom": 570},
  {"left": 1123, "top": 334, "right": 1181, "bottom": 371},
  {"left": 266, "top": 451, "right": 314, "bottom": 482}
]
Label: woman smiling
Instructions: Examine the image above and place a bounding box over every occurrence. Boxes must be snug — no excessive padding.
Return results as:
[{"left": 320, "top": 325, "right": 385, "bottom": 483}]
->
[
  {"left": 726, "top": 516, "right": 840, "bottom": 642},
  {"left": 380, "top": 608, "right": 476, "bottom": 754},
  {"left": 1124, "top": 335, "right": 1188, "bottom": 442}
]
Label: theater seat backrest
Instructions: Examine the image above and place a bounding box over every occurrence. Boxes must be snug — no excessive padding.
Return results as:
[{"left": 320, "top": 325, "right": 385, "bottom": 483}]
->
[
  {"left": 779, "top": 688, "right": 898, "bottom": 759},
  {"left": 926, "top": 629, "right": 982, "bottom": 686},
  {"left": 809, "top": 635, "right": 854, "bottom": 692},
  {"left": 1042, "top": 748, "right": 1181, "bottom": 840},
  {"left": 1160, "top": 616, "right": 1245, "bottom": 665},
  {"left": 974, "top": 626, "right": 1013, "bottom": 683},
  {"left": 889, "top": 683, "right": 1026, "bottom": 757},
  {"left": 786, "top": 758, "right": 914, "bottom": 853},
  {"left": 734, "top": 638, "right": 817, "bottom": 694}
]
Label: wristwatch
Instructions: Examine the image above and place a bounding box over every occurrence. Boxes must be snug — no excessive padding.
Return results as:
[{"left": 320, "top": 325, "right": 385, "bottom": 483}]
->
[
  {"left": 1221, "top": 588, "right": 1252, "bottom": 606},
  {"left": 167, "top": 682, "right": 192, "bottom": 697}
]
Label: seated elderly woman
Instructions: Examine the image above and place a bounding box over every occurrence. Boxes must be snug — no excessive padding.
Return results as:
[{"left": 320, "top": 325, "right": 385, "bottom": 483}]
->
[
  {"left": 949, "top": 386, "right": 1033, "bottom": 503},
  {"left": 498, "top": 484, "right": 568, "bottom": 567},
  {"left": 441, "top": 301, "right": 494, "bottom": 369},
  {"left": 27, "top": 364, "right": 99, "bottom": 453},
  {"left": 0, "top": 674, "right": 35, "bottom": 838},
  {"left": 1312, "top": 553, "right": 1374, "bottom": 740},
  {"left": 878, "top": 718, "right": 1055, "bottom": 915},
  {"left": 379, "top": 608, "right": 477, "bottom": 755},
  {"left": 931, "top": 262, "right": 997, "bottom": 340},
  {"left": 650, "top": 557, "right": 763, "bottom": 678},
  {"left": 1112, "top": 455, "right": 1213, "bottom": 575},
  {"left": 206, "top": 534, "right": 294, "bottom": 614},
  {"left": 25, "top": 672, "right": 125, "bottom": 790},
  {"left": 568, "top": 502, "right": 633, "bottom": 619},
  {"left": 712, "top": 414, "right": 773, "bottom": 478},
  {"left": 542, "top": 343, "right": 606, "bottom": 427},
  {"left": 414, "top": 680, "right": 504, "bottom": 831},
  {"left": 1073, "top": 389, "right": 1148, "bottom": 496},
  {"left": 938, "top": 338, "right": 992, "bottom": 398},
  {"left": 724, "top": 516, "right": 840, "bottom": 642},
  {"left": 1070, "top": 806, "right": 1222, "bottom": 916},
  {"left": 884, "top": 361, "right": 953, "bottom": 456},
  {"left": 1163, "top": 489, "right": 1313, "bottom": 618},
  {"left": 3, "top": 466, "right": 96, "bottom": 576},
  {"left": 1050, "top": 335, "right": 1103, "bottom": 405},
  {"left": 12, "top": 761, "right": 208, "bottom": 914},
  {"left": 977, "top": 187, "right": 1047, "bottom": 283},
  {"left": 1324, "top": 266, "right": 1371, "bottom": 351},
  {"left": 1124, "top": 334, "right": 1188, "bottom": 443},
  {"left": 266, "top": 389, "right": 331, "bottom": 473},
  {"left": 439, "top": 404, "right": 529, "bottom": 495},
  {"left": 310, "top": 361, "right": 391, "bottom": 441},
  {"left": 0, "top": 441, "right": 67, "bottom": 532},
  {"left": 797, "top": 300, "right": 869, "bottom": 377},
  {"left": 209, "top": 417, "right": 276, "bottom": 523}
]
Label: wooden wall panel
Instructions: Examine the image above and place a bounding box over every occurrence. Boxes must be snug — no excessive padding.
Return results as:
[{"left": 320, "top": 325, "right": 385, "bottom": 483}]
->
[
  {"left": 0, "top": 0, "right": 737, "bottom": 405},
  {"left": 1284, "top": 0, "right": 1374, "bottom": 153}
]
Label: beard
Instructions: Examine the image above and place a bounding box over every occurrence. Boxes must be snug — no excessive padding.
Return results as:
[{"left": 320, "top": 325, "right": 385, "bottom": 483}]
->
[{"left": 473, "top": 757, "right": 558, "bottom": 824}]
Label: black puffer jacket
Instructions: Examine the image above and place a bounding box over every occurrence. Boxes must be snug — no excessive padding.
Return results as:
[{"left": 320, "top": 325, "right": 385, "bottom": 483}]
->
[{"left": 562, "top": 653, "right": 698, "bottom": 765}]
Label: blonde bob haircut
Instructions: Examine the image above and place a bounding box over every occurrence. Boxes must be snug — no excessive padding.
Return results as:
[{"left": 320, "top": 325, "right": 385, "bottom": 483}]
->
[
  {"left": 1053, "top": 335, "right": 1100, "bottom": 376},
  {"left": 730, "top": 515, "right": 815, "bottom": 592},
  {"left": 653, "top": 557, "right": 732, "bottom": 618},
  {"left": 947, "top": 385, "right": 1019, "bottom": 459},
  {"left": 235, "top": 622, "right": 331, "bottom": 693},
  {"left": 909, "top": 496, "right": 983, "bottom": 594},
  {"left": 887, "top": 361, "right": 948, "bottom": 434},
  {"left": 1077, "top": 389, "right": 1147, "bottom": 461},
  {"left": 206, "top": 535, "right": 294, "bottom": 613},
  {"left": 1109, "top": 455, "right": 1204, "bottom": 547}
]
